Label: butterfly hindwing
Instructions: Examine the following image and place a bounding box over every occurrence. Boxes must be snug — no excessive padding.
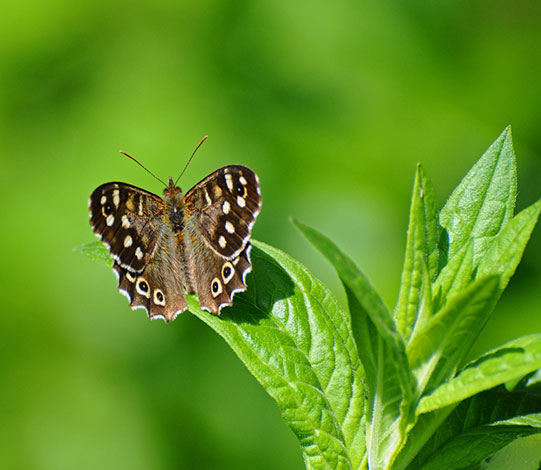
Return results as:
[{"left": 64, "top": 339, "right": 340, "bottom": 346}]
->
[
  {"left": 113, "top": 244, "right": 188, "bottom": 322},
  {"left": 185, "top": 241, "right": 253, "bottom": 314}
]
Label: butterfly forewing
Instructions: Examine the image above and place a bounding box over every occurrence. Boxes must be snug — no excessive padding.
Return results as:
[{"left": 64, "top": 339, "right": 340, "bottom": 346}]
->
[
  {"left": 184, "top": 165, "right": 262, "bottom": 259},
  {"left": 89, "top": 183, "right": 164, "bottom": 272}
]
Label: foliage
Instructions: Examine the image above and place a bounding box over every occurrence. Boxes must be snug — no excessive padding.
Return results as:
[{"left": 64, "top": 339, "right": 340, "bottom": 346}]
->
[{"left": 82, "top": 128, "right": 540, "bottom": 469}]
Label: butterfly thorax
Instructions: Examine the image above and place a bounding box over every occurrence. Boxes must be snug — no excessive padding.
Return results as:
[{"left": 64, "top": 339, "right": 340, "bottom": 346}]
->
[{"left": 163, "top": 177, "right": 185, "bottom": 233}]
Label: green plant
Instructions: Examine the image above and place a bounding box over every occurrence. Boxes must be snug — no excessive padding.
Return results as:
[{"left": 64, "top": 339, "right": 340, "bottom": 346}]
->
[{"left": 81, "top": 127, "right": 541, "bottom": 470}]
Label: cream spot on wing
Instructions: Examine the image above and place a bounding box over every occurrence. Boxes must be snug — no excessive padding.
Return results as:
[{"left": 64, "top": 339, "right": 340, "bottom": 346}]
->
[
  {"left": 204, "top": 188, "right": 212, "bottom": 206},
  {"left": 138, "top": 197, "right": 143, "bottom": 215},
  {"left": 113, "top": 189, "right": 120, "bottom": 208},
  {"left": 100, "top": 195, "right": 107, "bottom": 205},
  {"left": 153, "top": 289, "right": 166, "bottom": 306},
  {"left": 106, "top": 214, "right": 115, "bottom": 226},
  {"left": 237, "top": 196, "right": 246, "bottom": 208},
  {"left": 124, "top": 235, "right": 133, "bottom": 247},
  {"left": 222, "top": 200, "right": 230, "bottom": 215},
  {"left": 239, "top": 176, "right": 247, "bottom": 185},
  {"left": 219, "top": 236, "right": 227, "bottom": 248},
  {"left": 136, "top": 278, "right": 150, "bottom": 298},
  {"left": 122, "top": 215, "right": 130, "bottom": 228},
  {"left": 126, "top": 271, "right": 136, "bottom": 282},
  {"left": 211, "top": 278, "right": 222, "bottom": 298},
  {"left": 254, "top": 173, "right": 261, "bottom": 195},
  {"left": 225, "top": 173, "right": 233, "bottom": 191},
  {"left": 135, "top": 247, "right": 143, "bottom": 260},
  {"left": 225, "top": 221, "right": 235, "bottom": 234},
  {"left": 222, "top": 262, "right": 234, "bottom": 284}
]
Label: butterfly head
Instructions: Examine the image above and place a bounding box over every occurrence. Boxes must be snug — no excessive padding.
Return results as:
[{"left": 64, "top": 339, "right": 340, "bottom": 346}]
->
[{"left": 163, "top": 176, "right": 184, "bottom": 201}]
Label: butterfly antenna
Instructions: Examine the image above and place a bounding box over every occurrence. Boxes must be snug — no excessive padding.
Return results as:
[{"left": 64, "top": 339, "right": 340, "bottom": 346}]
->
[
  {"left": 174, "top": 135, "right": 208, "bottom": 187},
  {"left": 119, "top": 150, "right": 167, "bottom": 187}
]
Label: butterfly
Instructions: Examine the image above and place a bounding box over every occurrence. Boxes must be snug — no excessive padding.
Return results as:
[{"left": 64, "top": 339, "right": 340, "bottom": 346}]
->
[{"left": 89, "top": 162, "right": 261, "bottom": 322}]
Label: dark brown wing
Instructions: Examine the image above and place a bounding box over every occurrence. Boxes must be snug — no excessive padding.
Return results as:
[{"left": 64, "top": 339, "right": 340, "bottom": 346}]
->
[
  {"left": 90, "top": 182, "right": 189, "bottom": 322},
  {"left": 184, "top": 165, "right": 262, "bottom": 260},
  {"left": 89, "top": 182, "right": 165, "bottom": 272},
  {"left": 113, "top": 246, "right": 188, "bottom": 322},
  {"left": 183, "top": 239, "right": 253, "bottom": 315},
  {"left": 182, "top": 165, "right": 261, "bottom": 314}
]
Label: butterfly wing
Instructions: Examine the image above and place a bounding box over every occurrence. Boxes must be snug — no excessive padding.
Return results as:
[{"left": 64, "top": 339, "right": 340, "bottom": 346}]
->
[
  {"left": 89, "top": 182, "right": 165, "bottom": 272},
  {"left": 184, "top": 165, "right": 262, "bottom": 259},
  {"left": 185, "top": 240, "right": 254, "bottom": 314},
  {"left": 183, "top": 165, "right": 262, "bottom": 314},
  {"left": 90, "top": 182, "right": 188, "bottom": 321},
  {"left": 113, "top": 243, "right": 188, "bottom": 322}
]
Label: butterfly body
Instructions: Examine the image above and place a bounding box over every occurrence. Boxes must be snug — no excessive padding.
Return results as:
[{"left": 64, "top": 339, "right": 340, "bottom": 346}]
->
[{"left": 89, "top": 165, "right": 261, "bottom": 322}]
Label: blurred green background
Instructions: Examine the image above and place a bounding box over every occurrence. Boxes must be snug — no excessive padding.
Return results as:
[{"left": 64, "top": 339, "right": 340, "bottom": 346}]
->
[{"left": 1, "top": 1, "right": 539, "bottom": 469}]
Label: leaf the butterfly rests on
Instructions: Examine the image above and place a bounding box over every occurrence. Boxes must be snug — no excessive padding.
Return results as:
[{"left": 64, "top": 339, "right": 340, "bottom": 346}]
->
[{"left": 89, "top": 165, "right": 262, "bottom": 322}]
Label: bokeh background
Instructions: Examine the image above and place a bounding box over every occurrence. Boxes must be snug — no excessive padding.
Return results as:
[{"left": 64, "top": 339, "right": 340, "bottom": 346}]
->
[{"left": 1, "top": 1, "right": 539, "bottom": 469}]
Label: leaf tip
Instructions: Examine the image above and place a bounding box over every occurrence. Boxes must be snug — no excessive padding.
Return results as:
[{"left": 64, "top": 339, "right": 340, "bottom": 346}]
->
[
  {"left": 499, "top": 125, "right": 514, "bottom": 151},
  {"left": 291, "top": 217, "right": 309, "bottom": 235}
]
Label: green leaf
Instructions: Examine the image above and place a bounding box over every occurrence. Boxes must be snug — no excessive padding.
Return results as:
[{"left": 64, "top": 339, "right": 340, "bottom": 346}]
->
[
  {"left": 477, "top": 200, "right": 541, "bottom": 291},
  {"left": 293, "top": 219, "right": 416, "bottom": 470},
  {"left": 393, "top": 408, "right": 456, "bottom": 470},
  {"left": 75, "top": 240, "right": 113, "bottom": 266},
  {"left": 439, "top": 126, "right": 517, "bottom": 267},
  {"left": 394, "top": 164, "right": 440, "bottom": 342},
  {"left": 432, "top": 240, "right": 474, "bottom": 309},
  {"left": 191, "top": 241, "right": 366, "bottom": 470},
  {"left": 408, "top": 276, "right": 500, "bottom": 397},
  {"left": 495, "top": 414, "right": 541, "bottom": 428},
  {"left": 418, "top": 334, "right": 541, "bottom": 415},
  {"left": 404, "top": 387, "right": 541, "bottom": 470},
  {"left": 407, "top": 253, "right": 433, "bottom": 342},
  {"left": 81, "top": 239, "right": 366, "bottom": 470},
  {"left": 418, "top": 425, "right": 539, "bottom": 470}
]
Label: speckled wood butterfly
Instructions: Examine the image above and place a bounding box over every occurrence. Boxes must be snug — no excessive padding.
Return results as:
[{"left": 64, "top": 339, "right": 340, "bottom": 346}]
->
[{"left": 89, "top": 152, "right": 261, "bottom": 322}]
